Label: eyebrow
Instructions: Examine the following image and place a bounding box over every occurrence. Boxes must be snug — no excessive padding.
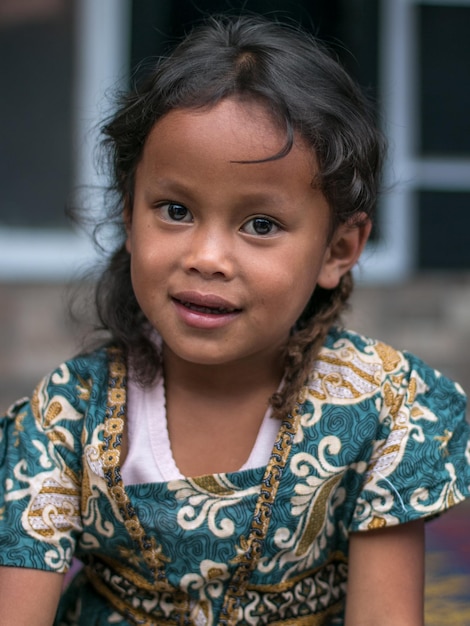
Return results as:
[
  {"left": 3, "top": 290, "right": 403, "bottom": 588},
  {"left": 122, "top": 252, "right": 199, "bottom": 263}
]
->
[{"left": 142, "top": 177, "right": 292, "bottom": 209}]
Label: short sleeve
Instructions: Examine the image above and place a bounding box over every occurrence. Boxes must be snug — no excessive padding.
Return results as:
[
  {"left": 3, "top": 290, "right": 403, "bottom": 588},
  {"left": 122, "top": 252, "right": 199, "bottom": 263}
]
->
[
  {"left": 0, "top": 362, "right": 89, "bottom": 573},
  {"left": 350, "top": 352, "right": 470, "bottom": 531}
]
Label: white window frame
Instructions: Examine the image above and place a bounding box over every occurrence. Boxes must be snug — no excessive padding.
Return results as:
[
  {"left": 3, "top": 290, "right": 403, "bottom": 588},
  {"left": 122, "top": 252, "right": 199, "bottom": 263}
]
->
[{"left": 358, "top": 0, "right": 470, "bottom": 282}]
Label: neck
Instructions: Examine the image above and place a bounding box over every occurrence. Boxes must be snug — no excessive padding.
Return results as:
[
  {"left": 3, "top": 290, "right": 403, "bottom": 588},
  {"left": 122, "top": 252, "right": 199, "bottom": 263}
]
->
[
  {"left": 161, "top": 345, "right": 286, "bottom": 476},
  {"left": 162, "top": 344, "right": 285, "bottom": 400}
]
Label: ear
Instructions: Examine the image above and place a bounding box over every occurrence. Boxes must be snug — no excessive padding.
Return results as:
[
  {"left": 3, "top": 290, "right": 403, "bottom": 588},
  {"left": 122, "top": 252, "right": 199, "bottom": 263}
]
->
[{"left": 317, "top": 216, "right": 372, "bottom": 290}]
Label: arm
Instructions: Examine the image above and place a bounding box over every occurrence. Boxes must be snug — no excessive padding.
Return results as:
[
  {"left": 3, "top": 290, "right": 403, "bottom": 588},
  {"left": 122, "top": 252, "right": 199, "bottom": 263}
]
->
[
  {"left": 0, "top": 566, "right": 64, "bottom": 626},
  {"left": 345, "top": 519, "right": 425, "bottom": 626}
]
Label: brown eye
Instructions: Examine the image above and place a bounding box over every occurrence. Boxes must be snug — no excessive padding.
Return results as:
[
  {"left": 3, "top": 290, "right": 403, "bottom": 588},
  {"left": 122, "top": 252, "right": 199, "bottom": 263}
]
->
[
  {"left": 168, "top": 203, "right": 190, "bottom": 221},
  {"left": 243, "top": 216, "right": 279, "bottom": 236},
  {"left": 158, "top": 202, "right": 192, "bottom": 223}
]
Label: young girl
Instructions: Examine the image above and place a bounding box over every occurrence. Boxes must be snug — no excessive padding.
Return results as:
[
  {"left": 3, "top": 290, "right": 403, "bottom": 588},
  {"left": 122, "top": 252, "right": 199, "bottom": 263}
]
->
[{"left": 1, "top": 15, "right": 469, "bottom": 626}]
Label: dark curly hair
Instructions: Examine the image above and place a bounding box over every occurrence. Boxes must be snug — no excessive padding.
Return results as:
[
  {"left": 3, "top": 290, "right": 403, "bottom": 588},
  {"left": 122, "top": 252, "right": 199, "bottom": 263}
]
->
[{"left": 95, "top": 14, "right": 386, "bottom": 418}]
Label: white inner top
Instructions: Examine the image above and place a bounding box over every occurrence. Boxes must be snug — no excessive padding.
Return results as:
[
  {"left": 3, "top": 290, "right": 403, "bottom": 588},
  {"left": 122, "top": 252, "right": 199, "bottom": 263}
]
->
[{"left": 121, "top": 374, "right": 280, "bottom": 485}]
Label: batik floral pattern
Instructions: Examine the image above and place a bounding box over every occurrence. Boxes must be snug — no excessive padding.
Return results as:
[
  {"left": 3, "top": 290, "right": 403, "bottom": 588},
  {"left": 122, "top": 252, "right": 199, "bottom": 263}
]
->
[{"left": 1, "top": 329, "right": 469, "bottom": 625}]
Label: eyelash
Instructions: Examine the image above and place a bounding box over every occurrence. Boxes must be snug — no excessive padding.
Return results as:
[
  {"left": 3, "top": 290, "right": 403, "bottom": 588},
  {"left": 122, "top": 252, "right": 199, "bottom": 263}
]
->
[{"left": 156, "top": 202, "right": 281, "bottom": 236}]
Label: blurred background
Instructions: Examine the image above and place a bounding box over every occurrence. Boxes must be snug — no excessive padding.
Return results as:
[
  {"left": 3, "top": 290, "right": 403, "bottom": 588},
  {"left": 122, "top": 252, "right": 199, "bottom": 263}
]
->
[{"left": 1, "top": 0, "right": 469, "bottom": 622}]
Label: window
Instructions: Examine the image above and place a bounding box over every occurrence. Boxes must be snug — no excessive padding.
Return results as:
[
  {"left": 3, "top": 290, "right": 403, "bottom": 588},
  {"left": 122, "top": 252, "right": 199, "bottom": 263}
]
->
[
  {"left": 416, "top": 3, "right": 470, "bottom": 270},
  {"left": 0, "top": 0, "right": 74, "bottom": 229},
  {"left": 373, "top": 0, "right": 470, "bottom": 280},
  {"left": 0, "top": 0, "right": 130, "bottom": 279}
]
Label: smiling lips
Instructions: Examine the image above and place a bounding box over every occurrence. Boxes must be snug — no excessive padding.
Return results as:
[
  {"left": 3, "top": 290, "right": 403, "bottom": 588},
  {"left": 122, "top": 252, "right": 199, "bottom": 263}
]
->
[{"left": 172, "top": 292, "right": 242, "bottom": 329}]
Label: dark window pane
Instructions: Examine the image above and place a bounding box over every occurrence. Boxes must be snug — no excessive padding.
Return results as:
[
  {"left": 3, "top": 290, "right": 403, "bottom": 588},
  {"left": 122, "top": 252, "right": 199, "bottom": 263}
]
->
[
  {"left": 0, "top": 1, "right": 74, "bottom": 228},
  {"left": 131, "top": 0, "right": 341, "bottom": 67},
  {"left": 418, "top": 6, "right": 470, "bottom": 156},
  {"left": 131, "top": 0, "right": 378, "bottom": 93},
  {"left": 418, "top": 191, "right": 470, "bottom": 269}
]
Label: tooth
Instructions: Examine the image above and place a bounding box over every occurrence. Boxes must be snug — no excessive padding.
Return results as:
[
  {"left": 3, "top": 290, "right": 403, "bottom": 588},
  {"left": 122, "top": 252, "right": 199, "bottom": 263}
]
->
[{"left": 180, "top": 299, "right": 236, "bottom": 314}]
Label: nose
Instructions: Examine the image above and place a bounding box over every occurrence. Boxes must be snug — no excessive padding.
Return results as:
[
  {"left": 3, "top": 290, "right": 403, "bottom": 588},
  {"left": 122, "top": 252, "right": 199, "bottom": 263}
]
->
[{"left": 182, "top": 225, "right": 235, "bottom": 279}]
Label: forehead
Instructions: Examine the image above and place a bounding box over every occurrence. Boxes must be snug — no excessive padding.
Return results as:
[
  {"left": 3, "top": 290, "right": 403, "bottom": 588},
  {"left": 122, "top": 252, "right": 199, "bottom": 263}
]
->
[
  {"left": 140, "top": 98, "right": 316, "bottom": 172},
  {"left": 138, "top": 98, "right": 319, "bottom": 186}
]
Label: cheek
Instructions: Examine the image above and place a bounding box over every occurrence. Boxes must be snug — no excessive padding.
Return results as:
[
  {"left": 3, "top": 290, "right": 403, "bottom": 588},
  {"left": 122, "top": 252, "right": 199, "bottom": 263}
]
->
[
  {"left": 253, "top": 259, "right": 317, "bottom": 321},
  {"left": 129, "top": 238, "right": 169, "bottom": 297},
  {"left": 130, "top": 226, "right": 170, "bottom": 271}
]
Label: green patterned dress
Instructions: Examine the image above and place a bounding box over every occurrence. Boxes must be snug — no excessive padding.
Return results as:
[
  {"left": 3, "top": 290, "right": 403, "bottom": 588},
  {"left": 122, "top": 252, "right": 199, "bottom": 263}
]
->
[{"left": 1, "top": 328, "right": 469, "bottom": 625}]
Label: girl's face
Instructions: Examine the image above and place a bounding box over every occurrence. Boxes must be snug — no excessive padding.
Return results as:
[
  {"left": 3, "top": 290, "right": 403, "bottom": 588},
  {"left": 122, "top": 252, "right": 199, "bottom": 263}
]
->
[{"left": 126, "top": 98, "right": 364, "bottom": 373}]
